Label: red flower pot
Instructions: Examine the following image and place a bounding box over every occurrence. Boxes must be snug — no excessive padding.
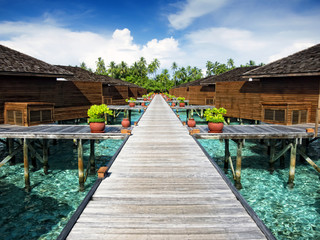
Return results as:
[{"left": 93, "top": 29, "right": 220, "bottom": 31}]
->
[
  {"left": 179, "top": 102, "right": 185, "bottom": 107},
  {"left": 187, "top": 118, "right": 196, "bottom": 127},
  {"left": 141, "top": 102, "right": 145, "bottom": 106},
  {"left": 121, "top": 118, "right": 130, "bottom": 128},
  {"left": 129, "top": 102, "right": 135, "bottom": 107},
  {"left": 208, "top": 122, "right": 224, "bottom": 133},
  {"left": 143, "top": 98, "right": 147, "bottom": 101},
  {"left": 90, "top": 122, "right": 105, "bottom": 133},
  {"left": 171, "top": 102, "right": 176, "bottom": 107}
]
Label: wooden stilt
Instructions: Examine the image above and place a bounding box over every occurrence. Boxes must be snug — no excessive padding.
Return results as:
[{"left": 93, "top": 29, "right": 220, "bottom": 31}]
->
[
  {"left": 78, "top": 139, "right": 84, "bottom": 191},
  {"left": 269, "top": 139, "right": 276, "bottom": 174},
  {"left": 8, "top": 138, "right": 16, "bottom": 165},
  {"left": 89, "top": 139, "right": 96, "bottom": 175},
  {"left": 280, "top": 140, "right": 285, "bottom": 168},
  {"left": 227, "top": 118, "right": 230, "bottom": 125},
  {"left": 235, "top": 140, "right": 243, "bottom": 190},
  {"left": 43, "top": 139, "right": 49, "bottom": 174},
  {"left": 128, "top": 110, "right": 132, "bottom": 123},
  {"left": 224, "top": 139, "right": 229, "bottom": 174},
  {"left": 23, "top": 138, "right": 31, "bottom": 192},
  {"left": 287, "top": 139, "right": 297, "bottom": 188},
  {"left": 200, "top": 109, "right": 203, "bottom": 118}
]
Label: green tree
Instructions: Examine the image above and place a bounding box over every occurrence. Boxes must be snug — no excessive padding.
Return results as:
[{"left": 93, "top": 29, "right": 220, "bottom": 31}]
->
[{"left": 95, "top": 57, "right": 108, "bottom": 75}]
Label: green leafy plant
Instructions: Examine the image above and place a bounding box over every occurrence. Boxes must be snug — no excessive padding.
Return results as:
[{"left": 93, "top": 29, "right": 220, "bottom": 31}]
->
[
  {"left": 204, "top": 107, "right": 227, "bottom": 123},
  {"left": 177, "top": 97, "right": 185, "bottom": 103},
  {"left": 125, "top": 97, "right": 136, "bottom": 102},
  {"left": 142, "top": 94, "right": 147, "bottom": 98},
  {"left": 87, "top": 104, "right": 113, "bottom": 123}
]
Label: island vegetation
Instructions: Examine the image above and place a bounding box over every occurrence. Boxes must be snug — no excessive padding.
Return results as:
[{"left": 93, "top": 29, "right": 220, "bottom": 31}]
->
[{"left": 79, "top": 57, "right": 263, "bottom": 92}]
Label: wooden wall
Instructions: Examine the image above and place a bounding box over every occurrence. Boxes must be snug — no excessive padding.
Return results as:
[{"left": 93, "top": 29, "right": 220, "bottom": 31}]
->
[
  {"left": 188, "top": 86, "right": 215, "bottom": 105},
  {"left": 0, "top": 76, "right": 57, "bottom": 123},
  {"left": 54, "top": 81, "right": 102, "bottom": 121},
  {"left": 103, "top": 85, "right": 128, "bottom": 105},
  {"left": 137, "top": 88, "right": 147, "bottom": 97},
  {"left": 215, "top": 77, "right": 320, "bottom": 124},
  {"left": 129, "top": 87, "right": 138, "bottom": 99}
]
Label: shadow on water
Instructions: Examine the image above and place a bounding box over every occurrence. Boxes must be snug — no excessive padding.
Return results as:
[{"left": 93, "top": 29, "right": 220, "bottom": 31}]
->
[{"left": 0, "top": 182, "right": 73, "bottom": 240}]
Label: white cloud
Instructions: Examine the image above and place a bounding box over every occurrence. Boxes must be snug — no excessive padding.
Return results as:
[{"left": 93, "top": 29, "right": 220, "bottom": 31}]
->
[
  {"left": 0, "top": 20, "right": 183, "bottom": 70},
  {"left": 168, "top": 0, "right": 229, "bottom": 30}
]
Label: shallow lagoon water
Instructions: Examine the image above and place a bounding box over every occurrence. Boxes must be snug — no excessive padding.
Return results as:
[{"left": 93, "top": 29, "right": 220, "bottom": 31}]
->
[{"left": 198, "top": 138, "right": 320, "bottom": 240}]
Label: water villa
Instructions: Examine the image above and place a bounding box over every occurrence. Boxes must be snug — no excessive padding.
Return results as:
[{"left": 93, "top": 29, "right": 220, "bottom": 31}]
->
[{"left": 1, "top": 43, "right": 320, "bottom": 239}]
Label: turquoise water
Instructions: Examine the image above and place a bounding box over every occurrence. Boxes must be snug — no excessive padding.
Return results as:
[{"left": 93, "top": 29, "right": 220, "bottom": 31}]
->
[
  {"left": 198, "top": 138, "right": 320, "bottom": 239},
  {"left": 0, "top": 138, "right": 123, "bottom": 239}
]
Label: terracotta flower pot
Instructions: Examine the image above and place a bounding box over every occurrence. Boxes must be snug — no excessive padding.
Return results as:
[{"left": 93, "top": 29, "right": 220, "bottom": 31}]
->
[
  {"left": 90, "top": 122, "right": 105, "bottom": 133},
  {"left": 179, "top": 102, "right": 185, "bottom": 107},
  {"left": 208, "top": 122, "right": 224, "bottom": 133},
  {"left": 141, "top": 102, "right": 145, "bottom": 106},
  {"left": 129, "top": 102, "right": 135, "bottom": 107},
  {"left": 171, "top": 102, "right": 176, "bottom": 107},
  {"left": 121, "top": 118, "right": 130, "bottom": 128},
  {"left": 143, "top": 98, "right": 147, "bottom": 101},
  {"left": 187, "top": 118, "right": 196, "bottom": 127}
]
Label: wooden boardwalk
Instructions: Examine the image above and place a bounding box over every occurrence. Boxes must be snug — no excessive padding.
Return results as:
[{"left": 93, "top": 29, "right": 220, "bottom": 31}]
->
[{"left": 67, "top": 95, "right": 270, "bottom": 239}]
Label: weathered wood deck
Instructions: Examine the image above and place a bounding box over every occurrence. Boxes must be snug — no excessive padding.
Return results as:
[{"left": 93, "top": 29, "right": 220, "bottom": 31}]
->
[{"left": 67, "top": 95, "right": 271, "bottom": 239}]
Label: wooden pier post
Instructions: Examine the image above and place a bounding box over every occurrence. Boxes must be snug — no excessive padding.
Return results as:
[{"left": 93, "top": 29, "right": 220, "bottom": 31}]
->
[
  {"left": 23, "top": 138, "right": 31, "bottom": 192},
  {"left": 224, "top": 139, "right": 229, "bottom": 173},
  {"left": 78, "top": 139, "right": 84, "bottom": 191},
  {"left": 269, "top": 139, "right": 276, "bottom": 173},
  {"left": 89, "top": 140, "right": 96, "bottom": 175},
  {"left": 288, "top": 139, "right": 297, "bottom": 188},
  {"left": 8, "top": 138, "right": 16, "bottom": 165},
  {"left": 43, "top": 139, "right": 49, "bottom": 174},
  {"left": 235, "top": 140, "right": 243, "bottom": 190}
]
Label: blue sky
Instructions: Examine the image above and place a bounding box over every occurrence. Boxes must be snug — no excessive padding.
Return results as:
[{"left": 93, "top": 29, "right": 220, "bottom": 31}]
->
[{"left": 1, "top": 0, "right": 320, "bottom": 72}]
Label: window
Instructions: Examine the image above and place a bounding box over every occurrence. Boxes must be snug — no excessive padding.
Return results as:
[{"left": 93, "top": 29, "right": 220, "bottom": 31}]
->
[
  {"left": 264, "top": 109, "right": 285, "bottom": 123},
  {"left": 205, "top": 98, "right": 214, "bottom": 105},
  {"left": 292, "top": 110, "right": 308, "bottom": 124},
  {"left": 30, "top": 110, "right": 53, "bottom": 123},
  {"left": 6, "top": 110, "right": 23, "bottom": 125}
]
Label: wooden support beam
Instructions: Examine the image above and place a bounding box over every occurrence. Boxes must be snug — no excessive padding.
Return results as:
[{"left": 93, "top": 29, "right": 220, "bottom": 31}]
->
[
  {"left": 298, "top": 148, "right": 320, "bottom": 173},
  {"left": 78, "top": 139, "right": 84, "bottom": 191},
  {"left": 287, "top": 139, "right": 297, "bottom": 188},
  {"left": 23, "top": 138, "right": 31, "bottom": 192},
  {"left": 269, "top": 139, "right": 276, "bottom": 173},
  {"left": 0, "top": 145, "right": 21, "bottom": 167},
  {"left": 235, "top": 140, "right": 243, "bottom": 190},
  {"left": 224, "top": 139, "right": 229, "bottom": 173},
  {"left": 270, "top": 143, "right": 292, "bottom": 164},
  {"left": 8, "top": 138, "right": 16, "bottom": 165},
  {"left": 43, "top": 139, "right": 49, "bottom": 174},
  {"left": 89, "top": 140, "right": 96, "bottom": 175}
]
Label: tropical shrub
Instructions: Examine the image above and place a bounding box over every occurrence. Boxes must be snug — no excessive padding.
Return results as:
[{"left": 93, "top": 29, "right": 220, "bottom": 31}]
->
[
  {"left": 87, "top": 104, "right": 113, "bottom": 123},
  {"left": 204, "top": 107, "right": 227, "bottom": 123}
]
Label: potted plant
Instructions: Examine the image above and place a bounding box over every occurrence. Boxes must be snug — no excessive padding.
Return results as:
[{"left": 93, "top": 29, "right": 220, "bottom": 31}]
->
[
  {"left": 204, "top": 107, "right": 227, "bottom": 133},
  {"left": 177, "top": 97, "right": 185, "bottom": 107},
  {"left": 125, "top": 97, "right": 136, "bottom": 107},
  {"left": 187, "top": 118, "right": 196, "bottom": 127},
  {"left": 87, "top": 104, "right": 113, "bottom": 133},
  {"left": 142, "top": 94, "right": 147, "bottom": 101}
]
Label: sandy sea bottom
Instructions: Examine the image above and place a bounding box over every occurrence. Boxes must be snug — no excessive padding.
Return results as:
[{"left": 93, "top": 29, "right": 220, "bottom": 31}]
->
[{"left": 198, "top": 138, "right": 320, "bottom": 240}]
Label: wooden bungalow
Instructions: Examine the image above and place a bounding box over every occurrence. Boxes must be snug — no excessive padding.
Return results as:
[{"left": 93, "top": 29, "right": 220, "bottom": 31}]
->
[
  {"left": 56, "top": 66, "right": 147, "bottom": 120},
  {"left": 200, "top": 67, "right": 258, "bottom": 119},
  {"left": 242, "top": 44, "right": 320, "bottom": 126},
  {"left": 200, "top": 44, "right": 320, "bottom": 126},
  {"left": 0, "top": 44, "right": 73, "bottom": 126}
]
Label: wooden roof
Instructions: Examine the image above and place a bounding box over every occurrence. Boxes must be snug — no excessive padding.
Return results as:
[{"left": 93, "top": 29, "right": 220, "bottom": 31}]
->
[
  {"left": 200, "top": 67, "right": 258, "bottom": 86},
  {"left": 243, "top": 43, "right": 320, "bottom": 78},
  {"left": 57, "top": 65, "right": 143, "bottom": 88},
  {"left": 0, "top": 44, "right": 73, "bottom": 77}
]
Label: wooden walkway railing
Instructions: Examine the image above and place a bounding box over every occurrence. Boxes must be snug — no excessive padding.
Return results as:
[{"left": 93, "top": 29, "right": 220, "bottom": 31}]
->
[{"left": 66, "top": 95, "right": 272, "bottom": 239}]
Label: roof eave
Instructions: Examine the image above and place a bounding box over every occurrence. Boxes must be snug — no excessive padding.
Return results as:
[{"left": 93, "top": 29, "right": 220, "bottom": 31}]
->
[
  {"left": 242, "top": 72, "right": 320, "bottom": 79},
  {"left": 0, "top": 71, "right": 74, "bottom": 78}
]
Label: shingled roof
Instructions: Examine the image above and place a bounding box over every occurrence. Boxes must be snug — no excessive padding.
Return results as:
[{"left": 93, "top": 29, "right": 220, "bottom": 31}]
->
[
  {"left": 200, "top": 66, "right": 258, "bottom": 86},
  {"left": 57, "top": 65, "right": 144, "bottom": 88},
  {"left": 243, "top": 43, "right": 320, "bottom": 78},
  {"left": 0, "top": 44, "right": 73, "bottom": 77}
]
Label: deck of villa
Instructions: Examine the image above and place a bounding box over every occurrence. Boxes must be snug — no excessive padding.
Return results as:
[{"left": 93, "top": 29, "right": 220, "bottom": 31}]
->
[{"left": 65, "top": 95, "right": 273, "bottom": 239}]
